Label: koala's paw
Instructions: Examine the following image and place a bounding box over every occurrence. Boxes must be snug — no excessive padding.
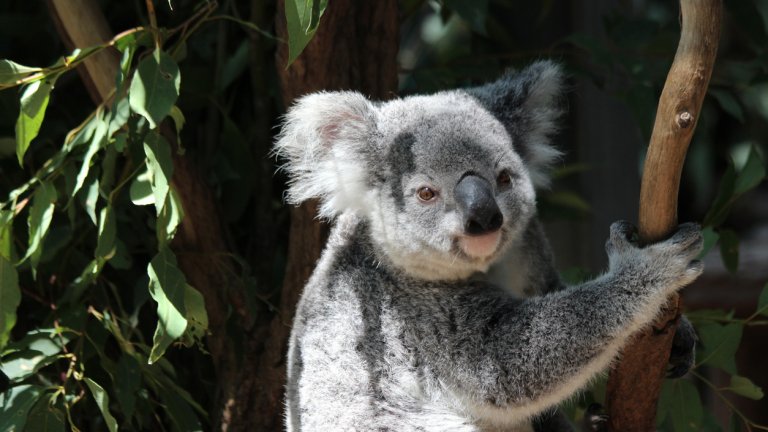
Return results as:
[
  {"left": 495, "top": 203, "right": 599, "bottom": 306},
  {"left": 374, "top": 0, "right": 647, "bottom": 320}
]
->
[
  {"left": 668, "top": 315, "right": 697, "bottom": 378},
  {"left": 582, "top": 403, "right": 608, "bottom": 432},
  {"left": 605, "top": 221, "right": 704, "bottom": 294}
]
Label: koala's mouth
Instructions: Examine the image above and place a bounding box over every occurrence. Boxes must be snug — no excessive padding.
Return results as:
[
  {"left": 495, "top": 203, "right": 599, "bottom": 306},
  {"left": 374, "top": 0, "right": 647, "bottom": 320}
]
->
[{"left": 458, "top": 231, "right": 502, "bottom": 259}]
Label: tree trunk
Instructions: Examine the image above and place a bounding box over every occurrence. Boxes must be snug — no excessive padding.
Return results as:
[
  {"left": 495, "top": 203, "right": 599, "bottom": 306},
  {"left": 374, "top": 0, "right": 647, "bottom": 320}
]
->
[
  {"left": 605, "top": 1, "right": 722, "bottom": 430},
  {"left": 222, "top": 1, "right": 399, "bottom": 430}
]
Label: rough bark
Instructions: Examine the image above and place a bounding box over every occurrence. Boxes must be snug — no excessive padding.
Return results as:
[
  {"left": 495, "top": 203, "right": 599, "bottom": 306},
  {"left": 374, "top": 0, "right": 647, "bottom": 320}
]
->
[
  {"left": 229, "top": 2, "right": 399, "bottom": 430},
  {"left": 605, "top": 1, "right": 722, "bottom": 430}
]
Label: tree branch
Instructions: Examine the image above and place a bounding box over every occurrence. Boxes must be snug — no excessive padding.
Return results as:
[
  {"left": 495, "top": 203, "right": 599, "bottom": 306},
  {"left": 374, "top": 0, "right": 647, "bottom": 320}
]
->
[{"left": 605, "top": 1, "right": 722, "bottom": 430}]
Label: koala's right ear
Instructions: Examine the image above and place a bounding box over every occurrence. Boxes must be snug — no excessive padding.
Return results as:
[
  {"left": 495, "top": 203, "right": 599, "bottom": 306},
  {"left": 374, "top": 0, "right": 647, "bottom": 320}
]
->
[{"left": 273, "top": 91, "right": 378, "bottom": 219}]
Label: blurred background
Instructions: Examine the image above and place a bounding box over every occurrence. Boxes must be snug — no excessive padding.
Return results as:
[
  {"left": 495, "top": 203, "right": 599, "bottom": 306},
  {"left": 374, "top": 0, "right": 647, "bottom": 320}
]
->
[{"left": 0, "top": 0, "right": 766, "bottom": 430}]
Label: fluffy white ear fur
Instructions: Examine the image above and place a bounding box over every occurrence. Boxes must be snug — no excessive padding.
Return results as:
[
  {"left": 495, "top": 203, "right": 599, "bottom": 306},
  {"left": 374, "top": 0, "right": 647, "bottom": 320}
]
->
[{"left": 274, "top": 91, "right": 377, "bottom": 219}]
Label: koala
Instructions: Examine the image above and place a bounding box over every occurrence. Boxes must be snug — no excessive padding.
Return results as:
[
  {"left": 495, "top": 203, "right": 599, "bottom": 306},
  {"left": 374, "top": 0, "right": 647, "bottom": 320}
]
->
[{"left": 275, "top": 61, "right": 702, "bottom": 432}]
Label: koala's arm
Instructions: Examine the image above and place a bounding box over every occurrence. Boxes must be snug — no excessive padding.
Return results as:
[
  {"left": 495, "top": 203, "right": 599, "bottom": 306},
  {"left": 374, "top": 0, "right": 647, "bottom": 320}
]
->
[{"left": 415, "top": 222, "right": 702, "bottom": 415}]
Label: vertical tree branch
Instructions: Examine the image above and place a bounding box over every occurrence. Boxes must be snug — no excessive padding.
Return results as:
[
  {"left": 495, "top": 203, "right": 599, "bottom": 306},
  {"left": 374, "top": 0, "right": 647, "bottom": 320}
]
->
[{"left": 605, "top": 1, "right": 722, "bottom": 430}]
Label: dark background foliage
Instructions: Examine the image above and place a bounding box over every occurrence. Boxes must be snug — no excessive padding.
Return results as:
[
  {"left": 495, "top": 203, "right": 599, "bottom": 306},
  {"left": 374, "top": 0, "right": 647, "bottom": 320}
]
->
[{"left": 0, "top": 0, "right": 766, "bottom": 431}]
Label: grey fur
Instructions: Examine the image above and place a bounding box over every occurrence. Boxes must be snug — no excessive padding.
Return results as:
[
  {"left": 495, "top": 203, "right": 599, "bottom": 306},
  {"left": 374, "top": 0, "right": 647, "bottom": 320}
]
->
[{"left": 276, "top": 62, "right": 703, "bottom": 431}]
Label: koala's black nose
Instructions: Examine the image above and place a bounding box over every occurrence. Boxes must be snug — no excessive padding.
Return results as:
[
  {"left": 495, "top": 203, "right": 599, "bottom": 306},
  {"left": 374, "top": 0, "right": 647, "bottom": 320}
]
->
[{"left": 454, "top": 174, "right": 503, "bottom": 235}]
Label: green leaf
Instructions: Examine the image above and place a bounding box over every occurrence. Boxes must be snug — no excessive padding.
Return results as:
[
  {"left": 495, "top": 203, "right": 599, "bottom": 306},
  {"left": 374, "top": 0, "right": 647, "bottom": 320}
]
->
[
  {"left": 734, "top": 145, "right": 765, "bottom": 195},
  {"left": 718, "top": 229, "right": 739, "bottom": 273},
  {"left": 0, "top": 209, "right": 13, "bottom": 260},
  {"left": 0, "top": 384, "right": 43, "bottom": 432},
  {"left": 84, "top": 378, "right": 118, "bottom": 432},
  {"left": 757, "top": 282, "right": 768, "bottom": 317},
  {"left": 180, "top": 284, "right": 207, "bottom": 347},
  {"left": 23, "top": 397, "right": 65, "bottom": 432},
  {"left": 2, "top": 330, "right": 70, "bottom": 381},
  {"left": 698, "top": 226, "right": 719, "bottom": 259},
  {"left": 128, "top": 50, "right": 180, "bottom": 128},
  {"left": 668, "top": 380, "right": 704, "bottom": 432},
  {"left": 157, "top": 188, "right": 184, "bottom": 245},
  {"left": 285, "top": 0, "right": 327, "bottom": 66},
  {"left": 444, "top": 0, "right": 489, "bottom": 34},
  {"left": 81, "top": 175, "right": 100, "bottom": 225},
  {"left": 15, "top": 78, "right": 55, "bottom": 165},
  {"left": 710, "top": 89, "right": 745, "bottom": 123},
  {"left": 169, "top": 105, "right": 186, "bottom": 154},
  {"left": 727, "top": 375, "right": 764, "bottom": 400},
  {"left": 0, "top": 60, "right": 41, "bottom": 85},
  {"left": 95, "top": 206, "right": 116, "bottom": 262},
  {"left": 696, "top": 322, "right": 743, "bottom": 374},
  {"left": 147, "top": 247, "right": 188, "bottom": 363},
  {"left": 143, "top": 132, "right": 174, "bottom": 214},
  {"left": 129, "top": 168, "right": 154, "bottom": 206},
  {"left": 0, "top": 256, "right": 20, "bottom": 351},
  {"left": 72, "top": 109, "right": 108, "bottom": 197},
  {"left": 22, "top": 181, "right": 57, "bottom": 270},
  {"left": 114, "top": 355, "right": 141, "bottom": 419}
]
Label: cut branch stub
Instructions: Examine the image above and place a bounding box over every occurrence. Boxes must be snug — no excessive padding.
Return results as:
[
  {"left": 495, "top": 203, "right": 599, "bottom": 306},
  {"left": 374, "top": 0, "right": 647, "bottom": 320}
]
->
[{"left": 605, "top": 1, "right": 722, "bottom": 430}]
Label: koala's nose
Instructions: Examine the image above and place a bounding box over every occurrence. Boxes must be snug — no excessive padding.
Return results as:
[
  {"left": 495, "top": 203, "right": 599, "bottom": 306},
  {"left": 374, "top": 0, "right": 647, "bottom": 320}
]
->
[{"left": 454, "top": 174, "right": 503, "bottom": 235}]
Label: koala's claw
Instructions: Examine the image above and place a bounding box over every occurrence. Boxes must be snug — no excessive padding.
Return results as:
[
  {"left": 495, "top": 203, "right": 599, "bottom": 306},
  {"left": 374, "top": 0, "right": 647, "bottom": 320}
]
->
[
  {"left": 583, "top": 403, "right": 608, "bottom": 432},
  {"left": 668, "top": 316, "right": 697, "bottom": 378}
]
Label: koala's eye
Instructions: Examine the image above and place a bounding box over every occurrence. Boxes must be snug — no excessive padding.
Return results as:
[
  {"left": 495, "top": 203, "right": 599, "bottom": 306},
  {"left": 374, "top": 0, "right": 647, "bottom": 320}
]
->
[
  {"left": 497, "top": 170, "right": 513, "bottom": 187},
  {"left": 416, "top": 186, "right": 437, "bottom": 202}
]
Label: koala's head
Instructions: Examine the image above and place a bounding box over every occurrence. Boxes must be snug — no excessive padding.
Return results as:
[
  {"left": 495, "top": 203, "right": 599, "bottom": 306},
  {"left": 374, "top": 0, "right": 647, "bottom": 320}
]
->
[{"left": 275, "top": 61, "right": 563, "bottom": 281}]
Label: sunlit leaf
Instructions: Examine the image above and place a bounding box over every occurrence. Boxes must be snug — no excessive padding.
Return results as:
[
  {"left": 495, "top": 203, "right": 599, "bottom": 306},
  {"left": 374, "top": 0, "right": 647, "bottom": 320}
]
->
[
  {"left": 129, "top": 168, "right": 154, "bottom": 206},
  {"left": 0, "top": 256, "right": 19, "bottom": 351},
  {"left": 1, "top": 330, "right": 70, "bottom": 381},
  {"left": 718, "top": 229, "right": 739, "bottom": 273},
  {"left": 15, "top": 77, "right": 55, "bottom": 165},
  {"left": 0, "top": 209, "right": 13, "bottom": 260},
  {"left": 285, "top": 0, "right": 328, "bottom": 66},
  {"left": 0, "top": 384, "right": 43, "bottom": 431},
  {"left": 147, "top": 247, "right": 188, "bottom": 363},
  {"left": 72, "top": 109, "right": 108, "bottom": 197},
  {"left": 95, "top": 206, "right": 116, "bottom": 262},
  {"left": 157, "top": 188, "right": 184, "bottom": 245},
  {"left": 84, "top": 378, "right": 118, "bottom": 432},
  {"left": 81, "top": 175, "right": 100, "bottom": 225},
  {"left": 728, "top": 375, "right": 764, "bottom": 400},
  {"left": 180, "top": 283, "right": 207, "bottom": 347},
  {"left": 0, "top": 59, "right": 41, "bottom": 85},
  {"left": 129, "top": 50, "right": 180, "bottom": 128},
  {"left": 143, "top": 132, "right": 173, "bottom": 214},
  {"left": 22, "top": 181, "right": 57, "bottom": 270}
]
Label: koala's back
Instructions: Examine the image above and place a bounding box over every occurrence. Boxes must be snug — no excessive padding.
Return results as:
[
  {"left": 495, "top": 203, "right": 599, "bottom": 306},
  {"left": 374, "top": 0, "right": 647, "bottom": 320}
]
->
[{"left": 285, "top": 214, "right": 553, "bottom": 432}]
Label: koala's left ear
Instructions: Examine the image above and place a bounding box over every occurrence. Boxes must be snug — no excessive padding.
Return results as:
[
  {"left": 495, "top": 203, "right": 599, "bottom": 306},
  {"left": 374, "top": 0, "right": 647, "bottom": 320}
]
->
[
  {"left": 466, "top": 61, "right": 565, "bottom": 187},
  {"left": 273, "top": 91, "right": 378, "bottom": 219}
]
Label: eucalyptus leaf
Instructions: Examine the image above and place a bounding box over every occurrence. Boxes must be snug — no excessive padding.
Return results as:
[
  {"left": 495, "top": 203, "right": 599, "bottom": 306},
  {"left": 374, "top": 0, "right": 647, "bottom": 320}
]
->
[
  {"left": 143, "top": 132, "right": 174, "bottom": 214},
  {"left": 157, "top": 188, "right": 184, "bottom": 245},
  {"left": 0, "top": 384, "right": 43, "bottom": 432},
  {"left": 0, "top": 209, "right": 13, "bottom": 260},
  {"left": 22, "top": 181, "right": 57, "bottom": 270},
  {"left": 696, "top": 322, "right": 743, "bottom": 374},
  {"left": 285, "top": 0, "right": 327, "bottom": 66},
  {"left": 129, "top": 50, "right": 180, "bottom": 128},
  {"left": 147, "top": 247, "right": 188, "bottom": 363},
  {"left": 668, "top": 380, "right": 704, "bottom": 432},
  {"left": 15, "top": 77, "right": 55, "bottom": 165},
  {"left": 180, "top": 283, "right": 207, "bottom": 346},
  {"left": 23, "top": 397, "right": 65, "bottom": 432},
  {"left": 2, "top": 330, "right": 70, "bottom": 381},
  {"left": 84, "top": 378, "right": 118, "bottom": 432},
  {"left": 698, "top": 226, "right": 719, "bottom": 259},
  {"left": 0, "top": 256, "right": 20, "bottom": 351},
  {"left": 728, "top": 375, "right": 764, "bottom": 400},
  {"left": 114, "top": 354, "right": 141, "bottom": 419},
  {"left": 0, "top": 59, "right": 41, "bottom": 84},
  {"left": 72, "top": 109, "right": 108, "bottom": 197},
  {"left": 129, "top": 168, "right": 154, "bottom": 206},
  {"left": 95, "top": 206, "right": 116, "bottom": 262},
  {"left": 81, "top": 175, "right": 100, "bottom": 225}
]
